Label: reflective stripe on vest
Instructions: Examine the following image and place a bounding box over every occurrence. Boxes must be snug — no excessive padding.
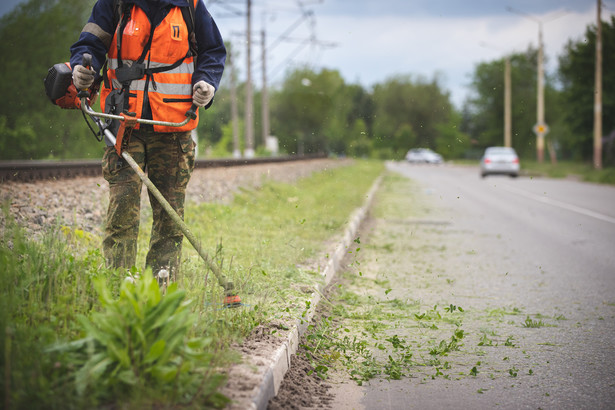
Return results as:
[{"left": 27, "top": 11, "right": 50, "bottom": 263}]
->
[
  {"left": 109, "top": 78, "right": 192, "bottom": 96},
  {"left": 108, "top": 58, "right": 194, "bottom": 95}
]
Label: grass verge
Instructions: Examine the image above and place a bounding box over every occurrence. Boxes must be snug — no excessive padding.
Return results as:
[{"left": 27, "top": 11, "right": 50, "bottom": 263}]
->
[
  {"left": 0, "top": 159, "right": 383, "bottom": 409},
  {"left": 519, "top": 160, "right": 615, "bottom": 184}
]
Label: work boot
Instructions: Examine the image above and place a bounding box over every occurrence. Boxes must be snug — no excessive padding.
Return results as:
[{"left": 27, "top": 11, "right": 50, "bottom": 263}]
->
[
  {"left": 124, "top": 269, "right": 140, "bottom": 284},
  {"left": 156, "top": 267, "right": 171, "bottom": 293}
]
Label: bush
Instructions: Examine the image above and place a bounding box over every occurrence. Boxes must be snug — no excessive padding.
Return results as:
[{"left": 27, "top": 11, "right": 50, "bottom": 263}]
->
[{"left": 48, "top": 275, "right": 229, "bottom": 408}]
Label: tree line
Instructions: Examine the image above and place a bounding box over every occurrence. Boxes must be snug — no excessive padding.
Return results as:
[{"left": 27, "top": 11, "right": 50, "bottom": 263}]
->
[{"left": 1, "top": 0, "right": 613, "bottom": 165}]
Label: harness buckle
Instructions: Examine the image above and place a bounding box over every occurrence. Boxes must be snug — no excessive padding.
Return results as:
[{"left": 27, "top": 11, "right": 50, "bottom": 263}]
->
[{"left": 115, "top": 62, "right": 146, "bottom": 83}]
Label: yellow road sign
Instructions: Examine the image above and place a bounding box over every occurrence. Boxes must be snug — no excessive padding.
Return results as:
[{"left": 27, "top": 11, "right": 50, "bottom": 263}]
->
[{"left": 533, "top": 123, "right": 549, "bottom": 135}]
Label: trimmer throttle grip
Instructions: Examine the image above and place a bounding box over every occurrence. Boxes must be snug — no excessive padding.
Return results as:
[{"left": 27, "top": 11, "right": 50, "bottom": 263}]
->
[
  {"left": 81, "top": 53, "right": 92, "bottom": 69},
  {"left": 185, "top": 103, "right": 198, "bottom": 120},
  {"left": 77, "top": 53, "right": 94, "bottom": 99}
]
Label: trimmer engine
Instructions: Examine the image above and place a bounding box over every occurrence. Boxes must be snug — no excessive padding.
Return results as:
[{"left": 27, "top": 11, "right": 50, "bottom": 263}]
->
[{"left": 44, "top": 62, "right": 97, "bottom": 109}]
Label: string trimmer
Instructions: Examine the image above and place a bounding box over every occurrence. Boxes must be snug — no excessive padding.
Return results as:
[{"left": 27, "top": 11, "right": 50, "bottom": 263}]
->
[{"left": 44, "top": 53, "right": 241, "bottom": 307}]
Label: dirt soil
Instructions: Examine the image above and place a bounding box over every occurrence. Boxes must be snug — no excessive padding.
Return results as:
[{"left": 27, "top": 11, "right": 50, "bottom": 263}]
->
[
  {"left": 219, "top": 291, "right": 340, "bottom": 409},
  {"left": 265, "top": 234, "right": 362, "bottom": 410},
  {"left": 267, "top": 353, "right": 334, "bottom": 410},
  {"left": 221, "top": 243, "right": 348, "bottom": 409}
]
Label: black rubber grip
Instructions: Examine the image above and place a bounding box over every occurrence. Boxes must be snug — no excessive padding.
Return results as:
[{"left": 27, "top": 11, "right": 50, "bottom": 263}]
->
[
  {"left": 185, "top": 104, "right": 198, "bottom": 120},
  {"left": 82, "top": 53, "right": 92, "bottom": 69}
]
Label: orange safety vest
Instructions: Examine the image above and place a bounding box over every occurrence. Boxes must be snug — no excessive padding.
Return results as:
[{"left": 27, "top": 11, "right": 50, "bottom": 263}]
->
[{"left": 101, "top": 1, "right": 198, "bottom": 132}]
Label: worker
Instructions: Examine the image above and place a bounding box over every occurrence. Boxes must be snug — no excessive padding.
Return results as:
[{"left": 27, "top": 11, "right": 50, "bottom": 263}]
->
[{"left": 69, "top": 0, "right": 226, "bottom": 283}]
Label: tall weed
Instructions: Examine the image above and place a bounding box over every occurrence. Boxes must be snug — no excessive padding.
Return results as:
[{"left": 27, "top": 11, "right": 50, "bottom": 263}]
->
[{"left": 0, "top": 159, "right": 384, "bottom": 407}]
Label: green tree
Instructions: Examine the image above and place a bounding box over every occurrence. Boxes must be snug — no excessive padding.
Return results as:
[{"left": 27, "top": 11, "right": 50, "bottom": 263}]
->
[
  {"left": 465, "top": 45, "right": 595, "bottom": 162},
  {"left": 465, "top": 48, "right": 544, "bottom": 159},
  {"left": 269, "top": 67, "right": 378, "bottom": 157},
  {"left": 559, "top": 16, "right": 615, "bottom": 163},
  {"left": 371, "top": 74, "right": 463, "bottom": 159},
  {"left": 327, "top": 84, "right": 375, "bottom": 156},
  {"left": 346, "top": 118, "right": 371, "bottom": 158},
  {"left": 0, "top": 0, "right": 99, "bottom": 160},
  {"left": 270, "top": 67, "right": 345, "bottom": 154},
  {"left": 434, "top": 109, "right": 471, "bottom": 159}
]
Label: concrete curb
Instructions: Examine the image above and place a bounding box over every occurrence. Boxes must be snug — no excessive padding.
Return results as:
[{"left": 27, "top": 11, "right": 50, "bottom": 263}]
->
[{"left": 250, "top": 174, "right": 383, "bottom": 409}]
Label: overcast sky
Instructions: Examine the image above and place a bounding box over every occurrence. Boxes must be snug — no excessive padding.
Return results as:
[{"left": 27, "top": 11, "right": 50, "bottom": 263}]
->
[
  {"left": 2, "top": 0, "right": 612, "bottom": 108},
  {"left": 206, "top": 0, "right": 613, "bottom": 108}
]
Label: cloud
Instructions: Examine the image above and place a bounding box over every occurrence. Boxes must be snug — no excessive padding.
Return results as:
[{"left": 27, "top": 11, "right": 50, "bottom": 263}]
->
[
  {"left": 210, "top": 1, "right": 607, "bottom": 109},
  {"left": 310, "top": 7, "right": 598, "bottom": 107}
]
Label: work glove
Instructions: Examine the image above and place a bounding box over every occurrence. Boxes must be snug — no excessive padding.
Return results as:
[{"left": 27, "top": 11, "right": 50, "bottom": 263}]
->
[
  {"left": 72, "top": 64, "right": 95, "bottom": 90},
  {"left": 192, "top": 81, "right": 215, "bottom": 107}
]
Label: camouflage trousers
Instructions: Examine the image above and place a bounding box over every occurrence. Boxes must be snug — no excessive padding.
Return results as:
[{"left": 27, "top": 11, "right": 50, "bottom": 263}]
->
[{"left": 102, "top": 128, "right": 195, "bottom": 279}]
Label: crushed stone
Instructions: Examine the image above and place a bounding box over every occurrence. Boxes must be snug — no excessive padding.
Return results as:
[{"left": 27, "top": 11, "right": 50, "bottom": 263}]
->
[{"left": 0, "top": 158, "right": 348, "bottom": 239}]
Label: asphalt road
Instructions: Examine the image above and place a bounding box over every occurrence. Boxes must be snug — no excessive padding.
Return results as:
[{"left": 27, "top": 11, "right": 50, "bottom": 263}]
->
[{"left": 324, "top": 162, "right": 615, "bottom": 410}]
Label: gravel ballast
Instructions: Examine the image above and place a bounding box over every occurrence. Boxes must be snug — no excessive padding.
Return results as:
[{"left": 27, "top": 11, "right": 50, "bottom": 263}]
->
[{"left": 0, "top": 158, "right": 347, "bottom": 238}]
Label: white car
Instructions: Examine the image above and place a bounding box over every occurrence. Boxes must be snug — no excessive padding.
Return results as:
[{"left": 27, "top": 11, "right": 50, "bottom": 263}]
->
[
  {"left": 405, "top": 148, "right": 443, "bottom": 164},
  {"left": 480, "top": 146, "right": 520, "bottom": 178}
]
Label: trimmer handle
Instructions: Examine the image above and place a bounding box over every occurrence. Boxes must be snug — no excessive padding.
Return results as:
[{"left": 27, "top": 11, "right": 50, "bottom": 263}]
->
[
  {"left": 81, "top": 60, "right": 197, "bottom": 128},
  {"left": 77, "top": 53, "right": 93, "bottom": 99},
  {"left": 185, "top": 103, "right": 198, "bottom": 120}
]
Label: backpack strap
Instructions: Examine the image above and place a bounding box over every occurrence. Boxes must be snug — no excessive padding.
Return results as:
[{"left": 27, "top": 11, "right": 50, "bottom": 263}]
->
[
  {"left": 107, "top": 0, "right": 197, "bottom": 94},
  {"left": 102, "top": 0, "right": 127, "bottom": 90},
  {"left": 181, "top": 0, "right": 198, "bottom": 56},
  {"left": 112, "top": 0, "right": 123, "bottom": 32},
  {"left": 111, "top": 0, "right": 197, "bottom": 56}
]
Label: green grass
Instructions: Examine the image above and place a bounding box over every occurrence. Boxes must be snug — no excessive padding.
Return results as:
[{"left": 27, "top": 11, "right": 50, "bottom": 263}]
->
[
  {"left": 520, "top": 160, "right": 615, "bottom": 185},
  {"left": 371, "top": 173, "right": 427, "bottom": 220},
  {"left": 0, "top": 159, "right": 383, "bottom": 408}
]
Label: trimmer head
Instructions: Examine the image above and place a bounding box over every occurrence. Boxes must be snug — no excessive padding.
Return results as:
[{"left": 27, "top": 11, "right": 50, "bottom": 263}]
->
[
  {"left": 223, "top": 294, "right": 242, "bottom": 308},
  {"left": 222, "top": 281, "right": 242, "bottom": 308}
]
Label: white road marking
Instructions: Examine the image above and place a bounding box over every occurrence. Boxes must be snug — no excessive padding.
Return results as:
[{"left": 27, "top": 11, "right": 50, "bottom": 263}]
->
[{"left": 500, "top": 184, "right": 615, "bottom": 224}]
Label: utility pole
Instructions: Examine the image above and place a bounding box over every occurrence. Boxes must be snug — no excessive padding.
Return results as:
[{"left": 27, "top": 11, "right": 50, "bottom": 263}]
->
[
  {"left": 594, "top": 0, "right": 603, "bottom": 169},
  {"left": 244, "top": 0, "right": 255, "bottom": 158},
  {"left": 504, "top": 56, "right": 512, "bottom": 148},
  {"left": 228, "top": 45, "right": 241, "bottom": 158},
  {"left": 209, "top": 0, "right": 332, "bottom": 156},
  {"left": 536, "top": 23, "right": 546, "bottom": 163},
  {"left": 261, "top": 28, "right": 270, "bottom": 147},
  {"left": 507, "top": 7, "right": 567, "bottom": 163},
  {"left": 479, "top": 42, "right": 513, "bottom": 148}
]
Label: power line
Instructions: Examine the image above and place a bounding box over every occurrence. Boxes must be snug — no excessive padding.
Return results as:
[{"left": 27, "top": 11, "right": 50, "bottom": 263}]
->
[
  {"left": 208, "top": 0, "right": 336, "bottom": 83},
  {"left": 205, "top": 0, "right": 245, "bottom": 17}
]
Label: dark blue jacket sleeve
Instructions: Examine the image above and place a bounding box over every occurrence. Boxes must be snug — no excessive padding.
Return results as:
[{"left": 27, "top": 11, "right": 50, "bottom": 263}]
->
[
  {"left": 193, "top": 1, "right": 226, "bottom": 90},
  {"left": 69, "top": 0, "right": 116, "bottom": 74}
]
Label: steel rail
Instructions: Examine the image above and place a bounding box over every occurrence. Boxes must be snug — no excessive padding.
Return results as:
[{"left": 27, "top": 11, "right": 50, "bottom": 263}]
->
[{"left": 0, "top": 154, "right": 326, "bottom": 183}]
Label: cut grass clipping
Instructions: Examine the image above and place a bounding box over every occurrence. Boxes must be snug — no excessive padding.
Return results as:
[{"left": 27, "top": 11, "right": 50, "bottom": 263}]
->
[
  {"left": 298, "top": 172, "right": 537, "bottom": 386},
  {"left": 0, "top": 159, "right": 383, "bottom": 408}
]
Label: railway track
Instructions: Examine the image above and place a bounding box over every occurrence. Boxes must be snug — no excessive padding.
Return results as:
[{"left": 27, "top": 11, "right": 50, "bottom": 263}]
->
[{"left": 0, "top": 154, "right": 325, "bottom": 183}]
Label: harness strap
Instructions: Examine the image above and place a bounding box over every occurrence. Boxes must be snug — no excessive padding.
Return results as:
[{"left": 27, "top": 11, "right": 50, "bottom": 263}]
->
[
  {"left": 110, "top": 1, "right": 196, "bottom": 117},
  {"left": 116, "top": 2, "right": 131, "bottom": 72},
  {"left": 182, "top": 0, "right": 197, "bottom": 56}
]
